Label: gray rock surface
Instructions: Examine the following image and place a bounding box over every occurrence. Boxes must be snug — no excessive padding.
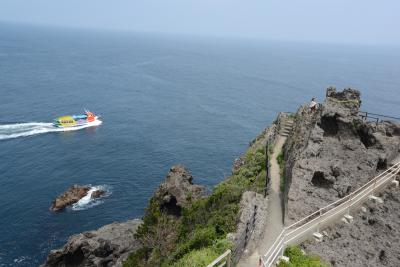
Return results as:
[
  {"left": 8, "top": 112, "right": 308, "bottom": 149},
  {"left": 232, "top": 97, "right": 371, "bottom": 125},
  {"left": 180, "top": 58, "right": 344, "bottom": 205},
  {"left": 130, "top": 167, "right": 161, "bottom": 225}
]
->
[
  {"left": 301, "top": 182, "right": 400, "bottom": 267},
  {"left": 43, "top": 166, "right": 203, "bottom": 267},
  {"left": 235, "top": 191, "right": 269, "bottom": 258},
  {"left": 281, "top": 87, "right": 400, "bottom": 266},
  {"left": 41, "top": 219, "right": 142, "bottom": 267},
  {"left": 284, "top": 88, "right": 400, "bottom": 223}
]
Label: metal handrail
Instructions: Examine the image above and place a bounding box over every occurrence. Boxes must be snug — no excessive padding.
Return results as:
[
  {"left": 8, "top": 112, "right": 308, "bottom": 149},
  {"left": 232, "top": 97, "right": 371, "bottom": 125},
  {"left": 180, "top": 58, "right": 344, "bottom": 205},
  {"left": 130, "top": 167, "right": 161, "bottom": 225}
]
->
[
  {"left": 286, "top": 162, "right": 400, "bottom": 230},
  {"left": 207, "top": 249, "right": 232, "bottom": 267},
  {"left": 262, "top": 162, "right": 400, "bottom": 266},
  {"left": 359, "top": 111, "right": 400, "bottom": 121},
  {"left": 263, "top": 167, "right": 399, "bottom": 266}
]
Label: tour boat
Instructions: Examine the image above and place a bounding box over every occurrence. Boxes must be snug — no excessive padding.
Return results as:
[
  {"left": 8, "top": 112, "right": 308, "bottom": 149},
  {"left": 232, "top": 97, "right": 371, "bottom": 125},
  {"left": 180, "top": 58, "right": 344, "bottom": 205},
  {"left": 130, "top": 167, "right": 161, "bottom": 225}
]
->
[{"left": 53, "top": 110, "right": 101, "bottom": 128}]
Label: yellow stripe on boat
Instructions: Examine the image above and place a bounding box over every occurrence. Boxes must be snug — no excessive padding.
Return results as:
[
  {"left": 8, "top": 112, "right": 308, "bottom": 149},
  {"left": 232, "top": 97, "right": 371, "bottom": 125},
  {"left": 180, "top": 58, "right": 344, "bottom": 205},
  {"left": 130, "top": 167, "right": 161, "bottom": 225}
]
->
[{"left": 58, "top": 116, "right": 77, "bottom": 127}]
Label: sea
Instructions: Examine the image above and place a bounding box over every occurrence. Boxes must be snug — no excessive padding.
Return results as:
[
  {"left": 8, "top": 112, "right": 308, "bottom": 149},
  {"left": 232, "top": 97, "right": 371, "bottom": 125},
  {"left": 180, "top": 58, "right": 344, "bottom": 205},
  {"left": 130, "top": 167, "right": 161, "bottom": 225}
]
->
[{"left": 0, "top": 23, "right": 399, "bottom": 266}]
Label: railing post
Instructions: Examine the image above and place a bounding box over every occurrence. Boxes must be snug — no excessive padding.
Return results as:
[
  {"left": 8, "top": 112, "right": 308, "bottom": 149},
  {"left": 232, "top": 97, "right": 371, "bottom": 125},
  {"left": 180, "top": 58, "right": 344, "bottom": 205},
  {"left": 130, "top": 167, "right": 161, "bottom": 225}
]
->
[
  {"left": 254, "top": 205, "right": 258, "bottom": 225},
  {"left": 347, "top": 196, "right": 352, "bottom": 215},
  {"left": 317, "top": 210, "right": 322, "bottom": 232},
  {"left": 244, "top": 221, "right": 249, "bottom": 248},
  {"left": 227, "top": 251, "right": 231, "bottom": 267}
]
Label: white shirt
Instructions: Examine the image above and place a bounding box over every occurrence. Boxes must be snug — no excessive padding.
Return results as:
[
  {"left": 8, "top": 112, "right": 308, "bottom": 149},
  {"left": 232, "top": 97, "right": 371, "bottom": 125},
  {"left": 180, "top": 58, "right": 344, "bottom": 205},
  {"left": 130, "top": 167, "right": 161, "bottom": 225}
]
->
[{"left": 309, "top": 100, "right": 317, "bottom": 108}]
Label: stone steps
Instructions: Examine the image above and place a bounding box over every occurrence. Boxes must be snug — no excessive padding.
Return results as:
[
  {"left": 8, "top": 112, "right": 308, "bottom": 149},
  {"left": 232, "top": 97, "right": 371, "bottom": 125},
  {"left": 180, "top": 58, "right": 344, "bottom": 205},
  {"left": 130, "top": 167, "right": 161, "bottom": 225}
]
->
[{"left": 279, "top": 119, "right": 294, "bottom": 137}]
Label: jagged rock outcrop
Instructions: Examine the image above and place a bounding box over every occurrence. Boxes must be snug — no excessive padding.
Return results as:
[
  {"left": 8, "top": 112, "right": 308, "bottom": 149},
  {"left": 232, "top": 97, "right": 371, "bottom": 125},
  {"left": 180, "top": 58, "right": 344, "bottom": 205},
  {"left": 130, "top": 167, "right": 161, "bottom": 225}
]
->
[
  {"left": 283, "top": 87, "right": 400, "bottom": 223},
  {"left": 154, "top": 165, "right": 205, "bottom": 216},
  {"left": 41, "top": 219, "right": 142, "bottom": 267},
  {"left": 44, "top": 166, "right": 205, "bottom": 267},
  {"left": 51, "top": 185, "right": 105, "bottom": 212},
  {"left": 42, "top": 87, "right": 399, "bottom": 267}
]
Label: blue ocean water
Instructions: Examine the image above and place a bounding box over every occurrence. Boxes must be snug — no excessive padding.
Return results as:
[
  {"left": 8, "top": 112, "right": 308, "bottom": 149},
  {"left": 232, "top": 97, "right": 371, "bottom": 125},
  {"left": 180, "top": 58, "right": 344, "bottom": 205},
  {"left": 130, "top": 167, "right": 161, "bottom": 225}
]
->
[{"left": 0, "top": 23, "right": 399, "bottom": 266}]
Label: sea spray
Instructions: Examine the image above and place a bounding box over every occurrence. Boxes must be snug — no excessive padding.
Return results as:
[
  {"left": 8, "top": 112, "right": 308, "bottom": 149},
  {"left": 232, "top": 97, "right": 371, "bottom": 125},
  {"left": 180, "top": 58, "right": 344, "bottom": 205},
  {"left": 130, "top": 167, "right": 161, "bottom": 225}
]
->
[
  {"left": 0, "top": 120, "right": 102, "bottom": 140},
  {"left": 71, "top": 185, "right": 111, "bottom": 211}
]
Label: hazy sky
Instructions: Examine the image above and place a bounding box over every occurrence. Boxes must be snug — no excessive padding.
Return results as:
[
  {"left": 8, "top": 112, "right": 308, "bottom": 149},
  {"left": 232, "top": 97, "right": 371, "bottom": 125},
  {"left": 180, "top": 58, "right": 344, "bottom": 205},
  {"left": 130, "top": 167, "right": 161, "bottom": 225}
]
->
[{"left": 1, "top": 0, "right": 399, "bottom": 44}]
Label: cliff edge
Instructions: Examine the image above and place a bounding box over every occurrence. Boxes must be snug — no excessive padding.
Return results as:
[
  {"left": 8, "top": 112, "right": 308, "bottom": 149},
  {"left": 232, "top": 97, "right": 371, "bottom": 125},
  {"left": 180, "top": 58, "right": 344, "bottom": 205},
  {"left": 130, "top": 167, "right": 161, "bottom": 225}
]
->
[
  {"left": 284, "top": 88, "right": 400, "bottom": 223},
  {"left": 43, "top": 87, "right": 400, "bottom": 267},
  {"left": 282, "top": 87, "right": 400, "bottom": 266}
]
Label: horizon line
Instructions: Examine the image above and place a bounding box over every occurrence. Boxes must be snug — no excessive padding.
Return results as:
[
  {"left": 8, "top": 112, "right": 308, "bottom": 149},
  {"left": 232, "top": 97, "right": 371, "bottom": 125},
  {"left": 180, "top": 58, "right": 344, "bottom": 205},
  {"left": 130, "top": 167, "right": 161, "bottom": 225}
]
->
[{"left": 1, "top": 20, "right": 400, "bottom": 48}]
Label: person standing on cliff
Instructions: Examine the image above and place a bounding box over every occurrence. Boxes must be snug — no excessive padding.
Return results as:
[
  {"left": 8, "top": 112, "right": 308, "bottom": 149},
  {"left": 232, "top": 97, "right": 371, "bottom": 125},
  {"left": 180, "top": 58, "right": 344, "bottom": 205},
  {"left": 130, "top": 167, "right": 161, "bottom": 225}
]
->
[{"left": 309, "top": 97, "right": 317, "bottom": 112}]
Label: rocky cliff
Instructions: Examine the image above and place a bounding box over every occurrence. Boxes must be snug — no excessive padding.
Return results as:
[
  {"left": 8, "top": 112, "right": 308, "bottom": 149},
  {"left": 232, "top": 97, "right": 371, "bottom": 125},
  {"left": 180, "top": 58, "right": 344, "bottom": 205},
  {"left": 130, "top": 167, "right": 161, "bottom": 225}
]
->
[
  {"left": 301, "top": 181, "right": 400, "bottom": 266},
  {"left": 283, "top": 87, "right": 400, "bottom": 266},
  {"left": 42, "top": 165, "right": 205, "bottom": 267},
  {"left": 284, "top": 88, "right": 400, "bottom": 223},
  {"left": 154, "top": 165, "right": 205, "bottom": 217},
  {"left": 43, "top": 87, "right": 400, "bottom": 267},
  {"left": 41, "top": 220, "right": 142, "bottom": 267}
]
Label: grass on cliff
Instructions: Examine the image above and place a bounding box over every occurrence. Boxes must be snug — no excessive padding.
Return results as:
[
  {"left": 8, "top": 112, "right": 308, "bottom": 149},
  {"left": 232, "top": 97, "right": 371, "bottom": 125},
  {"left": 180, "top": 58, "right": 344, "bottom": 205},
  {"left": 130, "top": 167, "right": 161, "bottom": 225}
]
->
[
  {"left": 169, "top": 239, "right": 231, "bottom": 267},
  {"left": 278, "top": 246, "right": 328, "bottom": 267},
  {"left": 124, "top": 146, "right": 267, "bottom": 267},
  {"left": 277, "top": 151, "right": 285, "bottom": 192}
]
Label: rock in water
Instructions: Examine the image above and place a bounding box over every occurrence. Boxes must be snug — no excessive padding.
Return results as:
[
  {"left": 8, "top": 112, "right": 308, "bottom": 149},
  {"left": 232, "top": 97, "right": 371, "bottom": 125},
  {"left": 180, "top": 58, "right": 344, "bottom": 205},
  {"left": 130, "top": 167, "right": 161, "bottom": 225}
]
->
[
  {"left": 41, "top": 219, "right": 142, "bottom": 267},
  {"left": 51, "top": 185, "right": 90, "bottom": 212},
  {"left": 43, "top": 166, "right": 203, "bottom": 266},
  {"left": 91, "top": 189, "right": 106, "bottom": 199},
  {"left": 51, "top": 185, "right": 105, "bottom": 211}
]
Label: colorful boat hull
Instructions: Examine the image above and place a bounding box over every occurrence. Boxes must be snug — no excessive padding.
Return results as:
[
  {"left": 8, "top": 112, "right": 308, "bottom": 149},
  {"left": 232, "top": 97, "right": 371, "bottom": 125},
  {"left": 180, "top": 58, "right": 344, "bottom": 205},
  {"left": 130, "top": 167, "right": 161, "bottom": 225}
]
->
[{"left": 53, "top": 111, "right": 100, "bottom": 128}]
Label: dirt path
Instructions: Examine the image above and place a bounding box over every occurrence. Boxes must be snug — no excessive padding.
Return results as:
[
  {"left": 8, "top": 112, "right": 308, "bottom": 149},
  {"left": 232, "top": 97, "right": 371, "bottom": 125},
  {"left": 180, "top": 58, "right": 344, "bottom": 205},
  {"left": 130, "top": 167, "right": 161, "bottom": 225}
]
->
[{"left": 238, "top": 135, "right": 286, "bottom": 266}]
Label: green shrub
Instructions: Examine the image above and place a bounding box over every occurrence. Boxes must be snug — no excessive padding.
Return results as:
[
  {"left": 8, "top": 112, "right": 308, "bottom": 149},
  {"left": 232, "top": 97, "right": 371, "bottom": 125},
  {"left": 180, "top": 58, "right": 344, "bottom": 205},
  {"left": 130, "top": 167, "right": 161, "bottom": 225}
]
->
[
  {"left": 123, "top": 247, "right": 152, "bottom": 267},
  {"left": 168, "top": 247, "right": 219, "bottom": 267},
  {"left": 277, "top": 152, "right": 285, "bottom": 192},
  {"left": 124, "top": 140, "right": 268, "bottom": 266},
  {"left": 278, "top": 246, "right": 328, "bottom": 267},
  {"left": 171, "top": 226, "right": 217, "bottom": 261},
  {"left": 255, "top": 169, "right": 267, "bottom": 192},
  {"left": 268, "top": 142, "right": 275, "bottom": 155},
  {"left": 135, "top": 197, "right": 162, "bottom": 239},
  {"left": 288, "top": 113, "right": 297, "bottom": 120},
  {"left": 169, "top": 239, "right": 232, "bottom": 267}
]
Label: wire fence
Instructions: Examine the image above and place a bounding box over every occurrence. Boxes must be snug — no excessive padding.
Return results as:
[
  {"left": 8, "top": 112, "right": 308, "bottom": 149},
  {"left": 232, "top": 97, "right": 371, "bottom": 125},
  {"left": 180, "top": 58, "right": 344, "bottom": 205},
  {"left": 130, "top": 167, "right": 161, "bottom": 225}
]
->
[
  {"left": 231, "top": 204, "right": 258, "bottom": 265},
  {"left": 359, "top": 111, "right": 400, "bottom": 122},
  {"left": 210, "top": 110, "right": 400, "bottom": 267}
]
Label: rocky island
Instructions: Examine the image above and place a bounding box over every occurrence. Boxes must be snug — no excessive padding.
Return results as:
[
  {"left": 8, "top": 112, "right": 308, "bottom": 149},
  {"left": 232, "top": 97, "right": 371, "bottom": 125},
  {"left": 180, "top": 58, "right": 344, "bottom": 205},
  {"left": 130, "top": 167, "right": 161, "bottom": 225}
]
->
[
  {"left": 50, "top": 185, "right": 106, "bottom": 212},
  {"left": 42, "top": 88, "right": 400, "bottom": 267}
]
